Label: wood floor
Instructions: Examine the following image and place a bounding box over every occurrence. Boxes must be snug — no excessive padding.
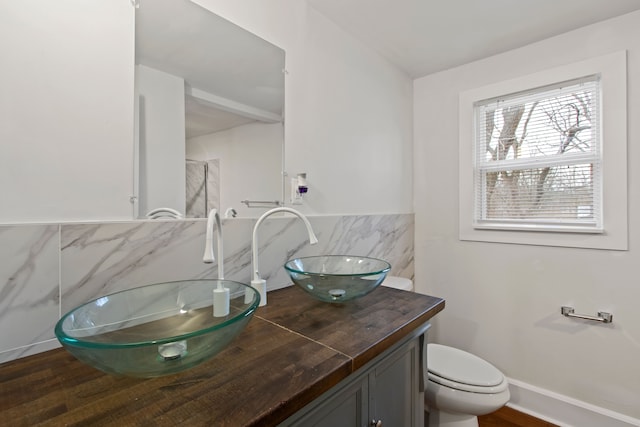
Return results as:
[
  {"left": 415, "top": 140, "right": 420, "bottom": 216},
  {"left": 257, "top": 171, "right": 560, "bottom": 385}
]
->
[
  {"left": 426, "top": 406, "right": 558, "bottom": 427},
  {"left": 478, "top": 406, "right": 558, "bottom": 427}
]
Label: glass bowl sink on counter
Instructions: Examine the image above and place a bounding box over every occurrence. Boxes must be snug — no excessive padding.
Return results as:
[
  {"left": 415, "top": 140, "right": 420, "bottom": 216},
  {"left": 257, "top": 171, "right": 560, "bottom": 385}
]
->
[
  {"left": 54, "top": 280, "right": 259, "bottom": 378},
  {"left": 284, "top": 255, "right": 391, "bottom": 303}
]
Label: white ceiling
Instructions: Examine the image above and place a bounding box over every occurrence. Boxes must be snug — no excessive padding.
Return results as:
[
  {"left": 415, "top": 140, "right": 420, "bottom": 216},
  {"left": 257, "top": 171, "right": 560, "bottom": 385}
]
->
[{"left": 307, "top": 0, "right": 640, "bottom": 78}]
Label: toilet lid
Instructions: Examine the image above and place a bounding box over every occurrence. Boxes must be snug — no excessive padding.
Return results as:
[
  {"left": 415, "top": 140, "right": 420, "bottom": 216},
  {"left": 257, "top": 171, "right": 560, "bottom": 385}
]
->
[{"left": 427, "top": 344, "right": 507, "bottom": 393}]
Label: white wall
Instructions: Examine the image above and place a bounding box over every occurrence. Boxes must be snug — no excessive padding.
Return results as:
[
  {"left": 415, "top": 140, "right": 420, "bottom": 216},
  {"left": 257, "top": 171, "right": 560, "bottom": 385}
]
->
[
  {"left": 187, "top": 122, "right": 283, "bottom": 217},
  {"left": 193, "top": 0, "right": 414, "bottom": 216},
  {"left": 414, "top": 11, "right": 640, "bottom": 422},
  {"left": 136, "top": 65, "right": 186, "bottom": 216},
  {"left": 0, "top": 0, "right": 134, "bottom": 223}
]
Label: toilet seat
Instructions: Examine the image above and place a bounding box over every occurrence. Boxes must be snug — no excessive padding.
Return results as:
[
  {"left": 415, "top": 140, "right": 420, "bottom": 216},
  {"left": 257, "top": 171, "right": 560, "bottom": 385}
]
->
[{"left": 427, "top": 344, "right": 508, "bottom": 394}]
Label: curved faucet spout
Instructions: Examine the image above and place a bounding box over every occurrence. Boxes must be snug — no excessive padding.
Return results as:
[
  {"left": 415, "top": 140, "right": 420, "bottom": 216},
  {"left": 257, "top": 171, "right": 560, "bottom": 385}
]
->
[
  {"left": 252, "top": 207, "right": 318, "bottom": 281},
  {"left": 203, "top": 209, "right": 224, "bottom": 280},
  {"left": 250, "top": 207, "right": 318, "bottom": 306}
]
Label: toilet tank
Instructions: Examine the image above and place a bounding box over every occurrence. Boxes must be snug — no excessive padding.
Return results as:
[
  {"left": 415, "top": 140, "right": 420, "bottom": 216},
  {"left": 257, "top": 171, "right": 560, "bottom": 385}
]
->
[{"left": 382, "top": 276, "right": 413, "bottom": 291}]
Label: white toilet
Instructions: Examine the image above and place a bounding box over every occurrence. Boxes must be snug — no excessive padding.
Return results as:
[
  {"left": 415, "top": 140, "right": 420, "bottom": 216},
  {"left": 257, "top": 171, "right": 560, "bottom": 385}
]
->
[
  {"left": 381, "top": 276, "right": 414, "bottom": 291},
  {"left": 381, "top": 277, "right": 508, "bottom": 426},
  {"left": 425, "top": 344, "right": 510, "bottom": 427}
]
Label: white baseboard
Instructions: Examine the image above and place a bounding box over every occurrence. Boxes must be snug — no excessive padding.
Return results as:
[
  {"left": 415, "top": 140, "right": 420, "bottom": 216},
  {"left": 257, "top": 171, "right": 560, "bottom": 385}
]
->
[{"left": 506, "top": 377, "right": 640, "bottom": 427}]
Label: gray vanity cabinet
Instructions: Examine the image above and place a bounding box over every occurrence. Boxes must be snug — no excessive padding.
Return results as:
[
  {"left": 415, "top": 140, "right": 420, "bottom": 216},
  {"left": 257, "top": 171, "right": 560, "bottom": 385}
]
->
[
  {"left": 290, "top": 375, "right": 369, "bottom": 427},
  {"left": 282, "top": 328, "right": 427, "bottom": 427},
  {"left": 369, "top": 335, "right": 423, "bottom": 426}
]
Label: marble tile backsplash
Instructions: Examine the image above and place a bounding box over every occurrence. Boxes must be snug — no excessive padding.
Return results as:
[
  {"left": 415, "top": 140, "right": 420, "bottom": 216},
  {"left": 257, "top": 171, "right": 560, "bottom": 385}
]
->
[{"left": 0, "top": 214, "right": 413, "bottom": 363}]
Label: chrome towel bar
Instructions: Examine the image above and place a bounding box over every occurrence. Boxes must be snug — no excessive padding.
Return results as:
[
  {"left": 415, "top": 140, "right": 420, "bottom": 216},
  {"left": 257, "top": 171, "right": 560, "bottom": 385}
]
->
[
  {"left": 561, "top": 306, "right": 613, "bottom": 323},
  {"left": 241, "top": 200, "right": 282, "bottom": 208}
]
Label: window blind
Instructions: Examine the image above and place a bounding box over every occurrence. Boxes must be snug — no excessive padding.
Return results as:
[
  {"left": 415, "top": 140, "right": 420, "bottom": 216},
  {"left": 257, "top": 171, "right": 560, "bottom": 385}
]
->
[{"left": 472, "top": 75, "right": 602, "bottom": 231}]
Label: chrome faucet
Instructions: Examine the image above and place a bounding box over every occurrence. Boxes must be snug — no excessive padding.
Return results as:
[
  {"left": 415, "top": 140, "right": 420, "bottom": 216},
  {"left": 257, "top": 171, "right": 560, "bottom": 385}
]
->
[{"left": 249, "top": 207, "right": 318, "bottom": 306}]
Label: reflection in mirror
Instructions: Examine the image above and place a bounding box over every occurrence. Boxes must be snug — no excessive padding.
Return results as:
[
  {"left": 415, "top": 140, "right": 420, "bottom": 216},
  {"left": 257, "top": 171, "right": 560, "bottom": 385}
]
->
[{"left": 134, "top": 0, "right": 285, "bottom": 219}]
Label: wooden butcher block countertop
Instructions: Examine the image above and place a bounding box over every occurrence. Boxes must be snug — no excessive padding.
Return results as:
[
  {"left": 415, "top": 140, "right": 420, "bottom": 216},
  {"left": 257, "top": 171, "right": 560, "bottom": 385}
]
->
[{"left": 0, "top": 285, "right": 444, "bottom": 426}]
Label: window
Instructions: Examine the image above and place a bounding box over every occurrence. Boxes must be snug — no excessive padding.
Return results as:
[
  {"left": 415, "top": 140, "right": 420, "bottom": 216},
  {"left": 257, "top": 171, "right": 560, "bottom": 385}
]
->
[
  {"left": 459, "top": 51, "right": 627, "bottom": 250},
  {"left": 474, "top": 76, "right": 601, "bottom": 232}
]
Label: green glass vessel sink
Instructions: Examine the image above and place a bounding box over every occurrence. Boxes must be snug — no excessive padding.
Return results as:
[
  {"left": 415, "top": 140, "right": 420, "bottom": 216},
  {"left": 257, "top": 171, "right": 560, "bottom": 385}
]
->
[
  {"left": 284, "top": 255, "right": 391, "bottom": 303},
  {"left": 55, "top": 280, "right": 259, "bottom": 378}
]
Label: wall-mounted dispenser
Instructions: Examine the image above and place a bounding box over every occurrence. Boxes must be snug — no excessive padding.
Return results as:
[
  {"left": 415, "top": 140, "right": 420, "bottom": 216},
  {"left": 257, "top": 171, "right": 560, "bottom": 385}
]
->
[{"left": 291, "top": 173, "right": 308, "bottom": 205}]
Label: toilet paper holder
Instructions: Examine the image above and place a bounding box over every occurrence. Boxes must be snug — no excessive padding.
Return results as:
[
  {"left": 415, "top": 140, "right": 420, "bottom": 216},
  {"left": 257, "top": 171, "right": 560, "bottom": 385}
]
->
[{"left": 561, "top": 306, "right": 613, "bottom": 323}]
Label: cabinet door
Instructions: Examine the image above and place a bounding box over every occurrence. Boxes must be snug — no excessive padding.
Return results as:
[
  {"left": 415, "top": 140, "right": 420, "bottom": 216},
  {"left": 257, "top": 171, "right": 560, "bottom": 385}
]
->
[
  {"left": 285, "top": 376, "right": 368, "bottom": 427},
  {"left": 369, "top": 338, "right": 422, "bottom": 427},
  {"left": 283, "top": 330, "right": 429, "bottom": 427}
]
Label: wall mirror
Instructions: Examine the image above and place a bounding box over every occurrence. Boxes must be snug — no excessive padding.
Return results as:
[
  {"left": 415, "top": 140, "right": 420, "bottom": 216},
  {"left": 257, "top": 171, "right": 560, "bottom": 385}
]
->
[{"left": 134, "top": 0, "right": 285, "bottom": 219}]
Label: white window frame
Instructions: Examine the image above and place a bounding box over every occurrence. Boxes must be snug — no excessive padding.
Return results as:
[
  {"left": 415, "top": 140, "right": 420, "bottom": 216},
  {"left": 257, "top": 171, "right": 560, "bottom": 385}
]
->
[{"left": 459, "top": 51, "right": 627, "bottom": 250}]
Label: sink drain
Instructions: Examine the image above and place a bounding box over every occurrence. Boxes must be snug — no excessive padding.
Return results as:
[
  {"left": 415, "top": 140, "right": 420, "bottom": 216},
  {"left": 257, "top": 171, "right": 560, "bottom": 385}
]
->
[
  {"left": 328, "top": 289, "right": 346, "bottom": 299},
  {"left": 158, "top": 340, "right": 187, "bottom": 361}
]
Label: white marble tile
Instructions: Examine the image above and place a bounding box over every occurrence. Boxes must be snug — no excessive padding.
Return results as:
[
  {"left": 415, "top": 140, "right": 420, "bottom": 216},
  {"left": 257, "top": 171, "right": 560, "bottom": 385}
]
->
[
  {"left": 59, "top": 214, "right": 413, "bottom": 308},
  {"left": 186, "top": 160, "right": 207, "bottom": 218},
  {"left": 60, "top": 220, "right": 212, "bottom": 312},
  {"left": 208, "top": 217, "right": 255, "bottom": 283},
  {"left": 206, "top": 159, "right": 221, "bottom": 215},
  {"left": 0, "top": 339, "right": 60, "bottom": 364},
  {"left": 59, "top": 218, "right": 259, "bottom": 313},
  {"left": 185, "top": 159, "right": 220, "bottom": 218},
  {"left": 0, "top": 225, "right": 59, "bottom": 356}
]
